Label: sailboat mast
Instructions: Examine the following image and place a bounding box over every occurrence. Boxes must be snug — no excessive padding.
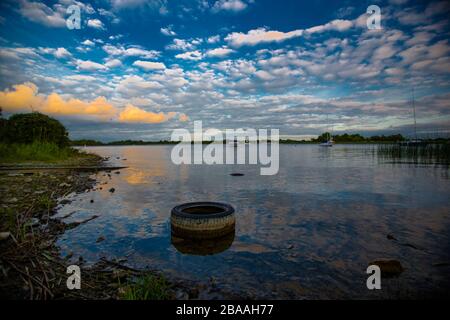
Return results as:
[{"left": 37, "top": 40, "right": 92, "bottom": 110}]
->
[{"left": 412, "top": 87, "right": 417, "bottom": 141}]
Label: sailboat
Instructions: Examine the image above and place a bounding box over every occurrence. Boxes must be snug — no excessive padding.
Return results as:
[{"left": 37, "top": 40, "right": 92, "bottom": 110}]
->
[
  {"left": 319, "top": 132, "right": 334, "bottom": 147},
  {"left": 319, "top": 116, "right": 334, "bottom": 147}
]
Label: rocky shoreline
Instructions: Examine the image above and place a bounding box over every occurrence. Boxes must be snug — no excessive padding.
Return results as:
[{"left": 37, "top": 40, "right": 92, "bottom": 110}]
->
[{"left": 0, "top": 153, "right": 245, "bottom": 300}]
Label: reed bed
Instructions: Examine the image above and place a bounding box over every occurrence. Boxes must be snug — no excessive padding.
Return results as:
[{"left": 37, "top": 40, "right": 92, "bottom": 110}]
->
[{"left": 377, "top": 143, "right": 450, "bottom": 164}]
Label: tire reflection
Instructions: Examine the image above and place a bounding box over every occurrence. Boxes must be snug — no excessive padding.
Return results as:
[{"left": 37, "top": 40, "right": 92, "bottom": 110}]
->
[{"left": 171, "top": 230, "right": 235, "bottom": 256}]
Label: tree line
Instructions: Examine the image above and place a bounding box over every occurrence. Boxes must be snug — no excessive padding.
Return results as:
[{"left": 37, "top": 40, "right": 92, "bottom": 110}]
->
[
  {"left": 0, "top": 109, "right": 70, "bottom": 147},
  {"left": 314, "top": 132, "right": 405, "bottom": 143}
]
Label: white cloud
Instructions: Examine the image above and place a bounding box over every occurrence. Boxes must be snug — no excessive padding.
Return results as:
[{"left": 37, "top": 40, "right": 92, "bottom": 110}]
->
[
  {"left": 396, "top": 9, "right": 428, "bottom": 26},
  {"left": 212, "top": 0, "right": 248, "bottom": 13},
  {"left": 166, "top": 38, "right": 202, "bottom": 51},
  {"left": 105, "top": 59, "right": 122, "bottom": 68},
  {"left": 133, "top": 60, "right": 166, "bottom": 70},
  {"left": 372, "top": 44, "right": 398, "bottom": 61},
  {"left": 207, "top": 35, "right": 221, "bottom": 44},
  {"left": 54, "top": 47, "right": 71, "bottom": 59},
  {"left": 65, "top": 75, "right": 97, "bottom": 82},
  {"left": 160, "top": 25, "right": 176, "bottom": 36},
  {"left": 117, "top": 75, "right": 163, "bottom": 96},
  {"left": 18, "top": 0, "right": 66, "bottom": 28},
  {"left": 111, "top": 0, "right": 148, "bottom": 9},
  {"left": 225, "top": 18, "right": 353, "bottom": 47},
  {"left": 305, "top": 19, "right": 353, "bottom": 34},
  {"left": 206, "top": 47, "right": 234, "bottom": 58},
  {"left": 103, "top": 45, "right": 160, "bottom": 59},
  {"left": 82, "top": 40, "right": 95, "bottom": 46},
  {"left": 76, "top": 46, "right": 92, "bottom": 53},
  {"left": 175, "top": 50, "right": 203, "bottom": 60},
  {"left": 37, "top": 47, "right": 71, "bottom": 59},
  {"left": 76, "top": 59, "right": 107, "bottom": 71},
  {"left": 111, "top": 0, "right": 168, "bottom": 15},
  {"left": 87, "top": 19, "right": 105, "bottom": 30},
  {"left": 254, "top": 70, "right": 275, "bottom": 81},
  {"left": 98, "top": 8, "right": 120, "bottom": 23},
  {"left": 225, "top": 28, "right": 303, "bottom": 47},
  {"left": 108, "top": 34, "right": 124, "bottom": 41}
]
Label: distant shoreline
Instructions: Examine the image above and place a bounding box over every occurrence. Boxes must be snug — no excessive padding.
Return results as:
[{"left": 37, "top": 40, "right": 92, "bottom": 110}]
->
[{"left": 72, "top": 139, "right": 450, "bottom": 147}]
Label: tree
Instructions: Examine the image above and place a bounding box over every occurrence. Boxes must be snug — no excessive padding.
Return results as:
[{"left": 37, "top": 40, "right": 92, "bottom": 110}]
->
[
  {"left": 0, "top": 107, "right": 8, "bottom": 143},
  {"left": 5, "top": 112, "right": 70, "bottom": 147},
  {"left": 316, "top": 132, "right": 332, "bottom": 142}
]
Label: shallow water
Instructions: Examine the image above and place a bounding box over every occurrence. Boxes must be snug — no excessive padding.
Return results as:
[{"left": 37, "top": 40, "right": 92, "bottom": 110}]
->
[{"left": 55, "top": 144, "right": 450, "bottom": 299}]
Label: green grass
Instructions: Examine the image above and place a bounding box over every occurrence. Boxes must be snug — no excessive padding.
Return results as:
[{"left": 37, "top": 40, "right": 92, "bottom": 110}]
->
[
  {"left": 119, "top": 274, "right": 170, "bottom": 300},
  {"left": 0, "top": 142, "right": 82, "bottom": 163}
]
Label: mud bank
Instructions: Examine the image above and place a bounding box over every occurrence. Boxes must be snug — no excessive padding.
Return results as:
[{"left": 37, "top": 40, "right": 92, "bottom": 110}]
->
[{"left": 0, "top": 154, "right": 245, "bottom": 300}]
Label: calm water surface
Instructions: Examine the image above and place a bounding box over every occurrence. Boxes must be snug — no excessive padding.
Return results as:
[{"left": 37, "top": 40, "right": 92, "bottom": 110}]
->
[{"left": 55, "top": 145, "right": 450, "bottom": 298}]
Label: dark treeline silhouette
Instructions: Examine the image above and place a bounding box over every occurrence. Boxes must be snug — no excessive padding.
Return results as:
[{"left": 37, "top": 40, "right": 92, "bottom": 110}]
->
[
  {"left": 314, "top": 132, "right": 406, "bottom": 143},
  {"left": 2, "top": 111, "right": 445, "bottom": 146},
  {"left": 73, "top": 134, "right": 409, "bottom": 146},
  {"left": 0, "top": 110, "right": 69, "bottom": 147},
  {"left": 71, "top": 139, "right": 177, "bottom": 146}
]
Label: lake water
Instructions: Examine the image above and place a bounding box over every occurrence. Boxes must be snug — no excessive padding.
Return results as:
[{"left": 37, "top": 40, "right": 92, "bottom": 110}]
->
[{"left": 55, "top": 144, "right": 450, "bottom": 299}]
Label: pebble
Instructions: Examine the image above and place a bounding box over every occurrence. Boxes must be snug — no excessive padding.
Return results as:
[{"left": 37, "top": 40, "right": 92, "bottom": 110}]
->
[
  {"left": 59, "top": 182, "right": 71, "bottom": 188},
  {"left": 175, "top": 290, "right": 189, "bottom": 300},
  {"left": 109, "top": 188, "right": 115, "bottom": 193},
  {"left": 0, "top": 232, "right": 11, "bottom": 241}
]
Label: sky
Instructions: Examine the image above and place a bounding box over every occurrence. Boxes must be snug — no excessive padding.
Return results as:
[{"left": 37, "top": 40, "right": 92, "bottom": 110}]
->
[{"left": 0, "top": 0, "right": 449, "bottom": 141}]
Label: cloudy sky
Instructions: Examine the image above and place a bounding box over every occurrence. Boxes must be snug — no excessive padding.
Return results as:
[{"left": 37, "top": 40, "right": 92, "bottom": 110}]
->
[{"left": 0, "top": 0, "right": 449, "bottom": 141}]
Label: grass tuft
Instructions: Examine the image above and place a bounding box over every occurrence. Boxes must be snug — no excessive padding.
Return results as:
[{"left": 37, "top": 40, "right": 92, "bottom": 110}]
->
[{"left": 119, "top": 274, "right": 170, "bottom": 300}]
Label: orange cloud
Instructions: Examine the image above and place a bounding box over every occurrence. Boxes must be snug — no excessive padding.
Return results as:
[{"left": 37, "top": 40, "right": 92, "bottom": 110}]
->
[
  {"left": 0, "top": 83, "right": 43, "bottom": 111},
  {"left": 0, "top": 82, "right": 115, "bottom": 119},
  {"left": 179, "top": 113, "right": 189, "bottom": 122},
  {"left": 42, "top": 94, "right": 116, "bottom": 119},
  {"left": 0, "top": 82, "right": 189, "bottom": 124},
  {"left": 118, "top": 104, "right": 176, "bottom": 123}
]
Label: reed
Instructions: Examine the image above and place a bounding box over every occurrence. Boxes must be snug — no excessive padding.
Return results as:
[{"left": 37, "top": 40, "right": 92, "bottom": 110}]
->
[{"left": 377, "top": 143, "right": 450, "bottom": 164}]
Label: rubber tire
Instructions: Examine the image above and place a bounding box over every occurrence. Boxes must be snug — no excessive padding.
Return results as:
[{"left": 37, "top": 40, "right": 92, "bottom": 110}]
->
[{"left": 171, "top": 202, "right": 235, "bottom": 239}]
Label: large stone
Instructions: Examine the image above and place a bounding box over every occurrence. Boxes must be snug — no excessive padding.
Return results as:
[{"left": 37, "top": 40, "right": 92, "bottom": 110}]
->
[
  {"left": 0, "top": 232, "right": 11, "bottom": 241},
  {"left": 369, "top": 259, "right": 404, "bottom": 277}
]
